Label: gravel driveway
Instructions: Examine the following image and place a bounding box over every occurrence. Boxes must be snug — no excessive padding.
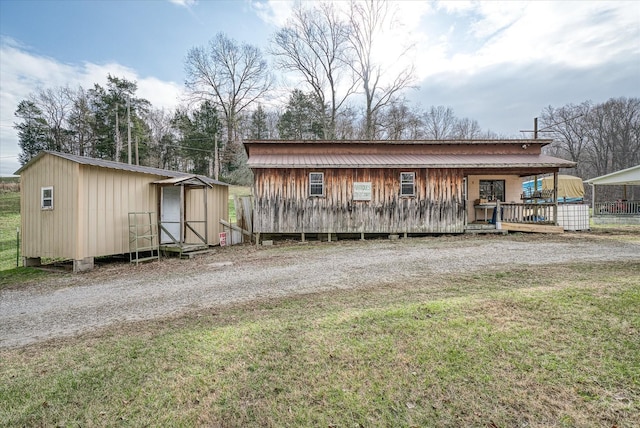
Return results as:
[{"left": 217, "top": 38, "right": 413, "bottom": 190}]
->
[{"left": 1, "top": 233, "right": 638, "bottom": 349}]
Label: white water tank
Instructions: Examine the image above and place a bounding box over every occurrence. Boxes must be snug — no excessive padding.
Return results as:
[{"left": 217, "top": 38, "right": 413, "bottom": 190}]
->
[{"left": 557, "top": 204, "right": 590, "bottom": 231}]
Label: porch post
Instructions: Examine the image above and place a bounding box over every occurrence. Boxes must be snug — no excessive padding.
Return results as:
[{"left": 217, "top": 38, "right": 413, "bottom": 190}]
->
[
  {"left": 180, "top": 185, "right": 185, "bottom": 243},
  {"left": 203, "top": 185, "right": 208, "bottom": 245},
  {"left": 553, "top": 171, "right": 559, "bottom": 225}
]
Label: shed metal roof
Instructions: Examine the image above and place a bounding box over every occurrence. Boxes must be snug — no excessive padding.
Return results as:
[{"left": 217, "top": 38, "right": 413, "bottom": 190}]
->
[
  {"left": 152, "top": 176, "right": 213, "bottom": 188},
  {"left": 246, "top": 153, "right": 576, "bottom": 169},
  {"left": 584, "top": 165, "right": 640, "bottom": 186},
  {"left": 15, "top": 151, "right": 228, "bottom": 186}
]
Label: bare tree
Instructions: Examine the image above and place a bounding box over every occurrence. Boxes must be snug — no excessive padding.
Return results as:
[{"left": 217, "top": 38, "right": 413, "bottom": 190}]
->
[
  {"left": 271, "top": 2, "right": 356, "bottom": 139},
  {"left": 335, "top": 105, "right": 361, "bottom": 139},
  {"left": 144, "top": 108, "right": 178, "bottom": 169},
  {"left": 423, "top": 106, "right": 456, "bottom": 139},
  {"left": 67, "top": 87, "right": 96, "bottom": 157},
  {"left": 539, "top": 102, "right": 591, "bottom": 176},
  {"left": 452, "top": 117, "right": 482, "bottom": 140},
  {"left": 348, "top": 0, "right": 415, "bottom": 139},
  {"left": 30, "top": 86, "right": 74, "bottom": 152},
  {"left": 377, "top": 98, "right": 422, "bottom": 140},
  {"left": 539, "top": 96, "right": 639, "bottom": 201},
  {"left": 604, "top": 97, "right": 640, "bottom": 172},
  {"left": 185, "top": 32, "right": 272, "bottom": 175}
]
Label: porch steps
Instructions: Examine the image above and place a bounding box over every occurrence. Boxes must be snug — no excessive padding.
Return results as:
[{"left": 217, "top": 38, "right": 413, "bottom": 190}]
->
[
  {"left": 179, "top": 249, "right": 215, "bottom": 259},
  {"left": 160, "top": 244, "right": 210, "bottom": 258},
  {"left": 465, "top": 223, "right": 507, "bottom": 235}
]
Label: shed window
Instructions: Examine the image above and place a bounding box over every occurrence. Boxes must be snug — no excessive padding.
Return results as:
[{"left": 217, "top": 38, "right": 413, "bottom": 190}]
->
[
  {"left": 479, "top": 180, "right": 505, "bottom": 202},
  {"left": 41, "top": 186, "right": 53, "bottom": 210},
  {"left": 309, "top": 172, "right": 324, "bottom": 196},
  {"left": 400, "top": 172, "right": 415, "bottom": 196}
]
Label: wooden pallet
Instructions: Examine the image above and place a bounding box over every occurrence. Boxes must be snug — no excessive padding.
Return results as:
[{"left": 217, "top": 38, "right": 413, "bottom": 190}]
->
[{"left": 500, "top": 222, "right": 564, "bottom": 234}]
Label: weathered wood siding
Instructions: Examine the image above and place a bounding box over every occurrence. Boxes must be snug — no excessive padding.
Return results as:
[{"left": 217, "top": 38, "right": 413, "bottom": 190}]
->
[{"left": 254, "top": 168, "right": 465, "bottom": 234}]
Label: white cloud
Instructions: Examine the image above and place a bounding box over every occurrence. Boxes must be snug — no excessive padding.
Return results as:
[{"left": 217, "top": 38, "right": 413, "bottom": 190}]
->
[
  {"left": 415, "top": 1, "right": 640, "bottom": 79},
  {"left": 250, "top": 0, "right": 295, "bottom": 27},
  {"left": 0, "top": 39, "right": 186, "bottom": 176},
  {"left": 168, "top": 0, "right": 197, "bottom": 8}
]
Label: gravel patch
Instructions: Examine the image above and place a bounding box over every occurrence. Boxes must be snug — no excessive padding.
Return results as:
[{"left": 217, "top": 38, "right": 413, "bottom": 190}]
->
[{"left": 1, "top": 233, "right": 638, "bottom": 349}]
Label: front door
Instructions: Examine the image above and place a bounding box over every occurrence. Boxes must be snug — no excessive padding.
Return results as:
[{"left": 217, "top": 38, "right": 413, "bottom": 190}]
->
[
  {"left": 160, "top": 186, "right": 181, "bottom": 244},
  {"left": 463, "top": 177, "right": 468, "bottom": 225}
]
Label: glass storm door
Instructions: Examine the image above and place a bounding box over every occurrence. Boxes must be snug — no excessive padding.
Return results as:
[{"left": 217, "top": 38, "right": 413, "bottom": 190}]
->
[{"left": 160, "top": 186, "right": 181, "bottom": 244}]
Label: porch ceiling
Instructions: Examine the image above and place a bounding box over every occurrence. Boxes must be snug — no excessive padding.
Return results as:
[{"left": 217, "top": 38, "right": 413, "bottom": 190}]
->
[{"left": 152, "top": 175, "right": 213, "bottom": 187}]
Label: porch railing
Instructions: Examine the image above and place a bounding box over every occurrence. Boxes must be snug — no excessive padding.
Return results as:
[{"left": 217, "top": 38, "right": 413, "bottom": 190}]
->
[
  {"left": 499, "top": 203, "right": 556, "bottom": 224},
  {"left": 594, "top": 200, "right": 640, "bottom": 216}
]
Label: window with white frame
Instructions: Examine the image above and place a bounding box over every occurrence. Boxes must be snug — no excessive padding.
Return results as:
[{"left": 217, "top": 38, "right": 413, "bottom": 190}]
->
[
  {"left": 479, "top": 180, "right": 505, "bottom": 202},
  {"left": 400, "top": 172, "right": 415, "bottom": 196},
  {"left": 41, "top": 186, "right": 54, "bottom": 210},
  {"left": 309, "top": 172, "right": 324, "bottom": 196}
]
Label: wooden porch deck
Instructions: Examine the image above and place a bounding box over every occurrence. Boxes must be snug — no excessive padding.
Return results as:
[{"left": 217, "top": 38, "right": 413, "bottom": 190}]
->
[{"left": 465, "top": 223, "right": 507, "bottom": 235}]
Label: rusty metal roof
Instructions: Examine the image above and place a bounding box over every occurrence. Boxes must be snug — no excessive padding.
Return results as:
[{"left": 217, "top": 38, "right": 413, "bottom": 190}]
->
[
  {"left": 246, "top": 153, "right": 576, "bottom": 169},
  {"left": 244, "top": 139, "right": 554, "bottom": 146},
  {"left": 16, "top": 151, "right": 228, "bottom": 186}
]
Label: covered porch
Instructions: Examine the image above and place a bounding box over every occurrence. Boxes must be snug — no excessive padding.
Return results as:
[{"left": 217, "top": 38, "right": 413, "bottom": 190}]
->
[
  {"left": 153, "top": 175, "right": 212, "bottom": 256},
  {"left": 465, "top": 167, "right": 576, "bottom": 234},
  {"left": 585, "top": 165, "right": 640, "bottom": 225}
]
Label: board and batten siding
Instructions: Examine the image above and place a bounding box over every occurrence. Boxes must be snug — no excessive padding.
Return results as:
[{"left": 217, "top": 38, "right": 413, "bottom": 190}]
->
[
  {"left": 184, "top": 184, "right": 228, "bottom": 245},
  {"left": 20, "top": 155, "right": 80, "bottom": 259},
  {"left": 253, "top": 168, "right": 465, "bottom": 234},
  {"left": 78, "top": 165, "right": 161, "bottom": 258}
]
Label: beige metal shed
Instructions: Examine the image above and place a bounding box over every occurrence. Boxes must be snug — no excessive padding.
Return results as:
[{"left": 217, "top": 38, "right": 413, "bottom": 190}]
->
[{"left": 15, "top": 151, "right": 229, "bottom": 272}]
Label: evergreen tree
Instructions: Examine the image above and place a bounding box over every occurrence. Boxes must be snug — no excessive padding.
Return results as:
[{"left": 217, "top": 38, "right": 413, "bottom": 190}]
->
[
  {"left": 15, "top": 100, "right": 50, "bottom": 165},
  {"left": 172, "top": 101, "right": 222, "bottom": 177},
  {"left": 88, "top": 75, "right": 150, "bottom": 162},
  {"left": 249, "top": 104, "right": 269, "bottom": 139},
  {"left": 277, "top": 90, "right": 324, "bottom": 140}
]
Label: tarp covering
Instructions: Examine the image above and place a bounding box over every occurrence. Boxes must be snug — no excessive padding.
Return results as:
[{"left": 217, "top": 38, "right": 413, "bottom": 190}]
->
[
  {"left": 541, "top": 175, "right": 584, "bottom": 199},
  {"left": 522, "top": 175, "right": 584, "bottom": 202}
]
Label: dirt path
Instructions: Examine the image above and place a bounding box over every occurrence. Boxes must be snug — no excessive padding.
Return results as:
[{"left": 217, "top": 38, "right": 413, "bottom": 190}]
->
[{"left": 1, "top": 233, "right": 638, "bottom": 349}]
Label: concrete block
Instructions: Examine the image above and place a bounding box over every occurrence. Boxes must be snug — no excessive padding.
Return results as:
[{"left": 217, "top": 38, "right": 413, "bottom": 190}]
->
[
  {"left": 23, "top": 257, "right": 41, "bottom": 267},
  {"left": 73, "top": 257, "right": 94, "bottom": 273}
]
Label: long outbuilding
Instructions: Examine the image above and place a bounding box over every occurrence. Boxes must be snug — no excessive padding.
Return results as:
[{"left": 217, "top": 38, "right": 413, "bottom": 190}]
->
[{"left": 244, "top": 139, "right": 576, "bottom": 240}]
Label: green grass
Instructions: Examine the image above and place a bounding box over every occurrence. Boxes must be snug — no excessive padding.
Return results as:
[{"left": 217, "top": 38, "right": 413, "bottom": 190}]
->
[
  {"left": 228, "top": 185, "right": 251, "bottom": 223},
  {"left": 0, "top": 191, "right": 49, "bottom": 284},
  {"left": 1, "top": 261, "right": 638, "bottom": 427},
  {"left": 0, "top": 192, "right": 21, "bottom": 271}
]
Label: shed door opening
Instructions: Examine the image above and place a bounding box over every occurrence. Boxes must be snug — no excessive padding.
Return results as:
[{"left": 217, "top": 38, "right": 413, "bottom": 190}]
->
[{"left": 161, "top": 186, "right": 181, "bottom": 244}]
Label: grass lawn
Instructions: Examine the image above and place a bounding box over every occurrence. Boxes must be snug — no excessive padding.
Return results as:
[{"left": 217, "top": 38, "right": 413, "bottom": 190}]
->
[
  {"left": 1, "top": 261, "right": 638, "bottom": 427},
  {"left": 0, "top": 191, "right": 21, "bottom": 271},
  {"left": 228, "top": 185, "right": 252, "bottom": 223}
]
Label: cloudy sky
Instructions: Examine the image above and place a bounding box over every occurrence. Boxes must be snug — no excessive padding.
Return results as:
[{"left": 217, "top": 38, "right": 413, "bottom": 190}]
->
[{"left": 1, "top": 0, "right": 638, "bottom": 176}]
